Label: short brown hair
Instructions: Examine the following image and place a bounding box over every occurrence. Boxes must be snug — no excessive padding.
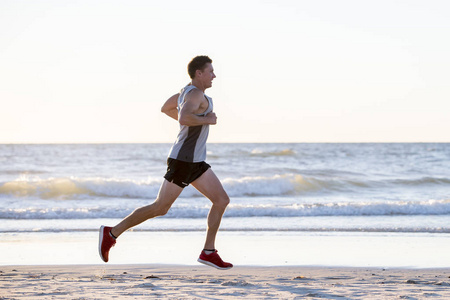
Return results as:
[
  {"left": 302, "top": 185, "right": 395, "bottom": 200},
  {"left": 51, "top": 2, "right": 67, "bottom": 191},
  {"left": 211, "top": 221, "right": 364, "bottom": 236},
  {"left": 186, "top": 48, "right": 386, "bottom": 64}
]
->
[{"left": 188, "top": 56, "right": 212, "bottom": 79}]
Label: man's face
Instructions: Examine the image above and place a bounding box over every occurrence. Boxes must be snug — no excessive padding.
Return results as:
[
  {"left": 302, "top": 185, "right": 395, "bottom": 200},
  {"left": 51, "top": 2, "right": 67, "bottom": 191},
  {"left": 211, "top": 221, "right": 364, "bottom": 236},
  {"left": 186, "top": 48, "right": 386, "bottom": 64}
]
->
[{"left": 198, "top": 63, "right": 216, "bottom": 89}]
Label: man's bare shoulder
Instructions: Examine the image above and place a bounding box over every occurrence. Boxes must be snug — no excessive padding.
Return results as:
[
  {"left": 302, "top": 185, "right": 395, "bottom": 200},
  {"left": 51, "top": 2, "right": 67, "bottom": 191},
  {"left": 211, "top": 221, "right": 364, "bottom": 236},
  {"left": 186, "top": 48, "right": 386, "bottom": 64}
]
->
[
  {"left": 185, "top": 88, "right": 204, "bottom": 100},
  {"left": 185, "top": 88, "right": 207, "bottom": 106}
]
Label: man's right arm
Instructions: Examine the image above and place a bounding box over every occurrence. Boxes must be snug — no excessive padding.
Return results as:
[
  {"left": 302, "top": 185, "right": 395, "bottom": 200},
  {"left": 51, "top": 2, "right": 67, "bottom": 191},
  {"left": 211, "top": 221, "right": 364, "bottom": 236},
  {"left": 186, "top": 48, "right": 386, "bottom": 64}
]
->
[{"left": 178, "top": 90, "right": 217, "bottom": 126}]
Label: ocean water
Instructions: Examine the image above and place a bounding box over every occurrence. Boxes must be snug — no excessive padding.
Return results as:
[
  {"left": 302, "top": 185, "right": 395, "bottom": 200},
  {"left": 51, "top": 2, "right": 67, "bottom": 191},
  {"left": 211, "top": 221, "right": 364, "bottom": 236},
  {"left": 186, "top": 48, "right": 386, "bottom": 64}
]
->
[{"left": 1, "top": 143, "right": 450, "bottom": 266}]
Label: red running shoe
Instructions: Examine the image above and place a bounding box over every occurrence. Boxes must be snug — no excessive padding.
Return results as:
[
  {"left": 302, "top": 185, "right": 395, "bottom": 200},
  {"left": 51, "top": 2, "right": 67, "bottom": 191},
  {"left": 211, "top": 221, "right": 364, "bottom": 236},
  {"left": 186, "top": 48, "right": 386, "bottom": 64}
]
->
[
  {"left": 197, "top": 250, "right": 233, "bottom": 270},
  {"left": 98, "top": 226, "right": 116, "bottom": 262}
]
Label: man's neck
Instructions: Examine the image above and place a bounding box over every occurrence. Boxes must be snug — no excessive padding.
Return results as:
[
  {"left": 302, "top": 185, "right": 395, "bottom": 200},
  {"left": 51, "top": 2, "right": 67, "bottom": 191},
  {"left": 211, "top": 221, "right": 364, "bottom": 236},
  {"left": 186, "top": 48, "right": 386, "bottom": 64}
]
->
[{"left": 191, "top": 80, "right": 206, "bottom": 92}]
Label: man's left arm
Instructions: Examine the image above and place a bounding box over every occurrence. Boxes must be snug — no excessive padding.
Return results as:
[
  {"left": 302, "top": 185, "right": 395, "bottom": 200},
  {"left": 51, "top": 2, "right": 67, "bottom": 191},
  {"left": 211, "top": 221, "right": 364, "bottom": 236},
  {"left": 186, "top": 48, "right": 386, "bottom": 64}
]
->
[{"left": 161, "top": 93, "right": 180, "bottom": 121}]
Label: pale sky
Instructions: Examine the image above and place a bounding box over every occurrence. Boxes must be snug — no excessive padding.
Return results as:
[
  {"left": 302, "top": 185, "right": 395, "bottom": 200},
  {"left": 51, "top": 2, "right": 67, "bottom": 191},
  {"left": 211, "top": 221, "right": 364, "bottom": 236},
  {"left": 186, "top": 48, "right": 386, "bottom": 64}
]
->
[{"left": 1, "top": 0, "right": 449, "bottom": 143}]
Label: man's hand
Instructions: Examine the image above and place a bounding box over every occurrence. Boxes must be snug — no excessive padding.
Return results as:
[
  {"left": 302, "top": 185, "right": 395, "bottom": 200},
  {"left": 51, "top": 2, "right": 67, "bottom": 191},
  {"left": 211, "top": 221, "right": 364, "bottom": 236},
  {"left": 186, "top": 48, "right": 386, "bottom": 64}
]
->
[{"left": 204, "top": 112, "right": 217, "bottom": 125}]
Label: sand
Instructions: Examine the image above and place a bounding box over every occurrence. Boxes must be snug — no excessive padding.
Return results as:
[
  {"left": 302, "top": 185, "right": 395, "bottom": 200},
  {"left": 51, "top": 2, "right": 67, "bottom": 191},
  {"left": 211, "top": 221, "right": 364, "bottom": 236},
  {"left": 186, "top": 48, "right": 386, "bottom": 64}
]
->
[{"left": 1, "top": 264, "right": 450, "bottom": 299}]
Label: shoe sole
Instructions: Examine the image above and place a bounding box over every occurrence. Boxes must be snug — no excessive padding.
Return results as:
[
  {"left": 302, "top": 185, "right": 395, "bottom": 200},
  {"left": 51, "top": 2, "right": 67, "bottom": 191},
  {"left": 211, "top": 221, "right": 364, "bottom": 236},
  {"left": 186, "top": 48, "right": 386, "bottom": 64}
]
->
[
  {"left": 197, "top": 258, "right": 233, "bottom": 270},
  {"left": 98, "top": 225, "right": 107, "bottom": 262}
]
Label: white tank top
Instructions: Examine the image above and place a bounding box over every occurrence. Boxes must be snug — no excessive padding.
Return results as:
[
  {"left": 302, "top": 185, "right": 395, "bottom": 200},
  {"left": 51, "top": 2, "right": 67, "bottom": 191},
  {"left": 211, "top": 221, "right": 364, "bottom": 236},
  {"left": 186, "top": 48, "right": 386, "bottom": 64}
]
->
[{"left": 168, "top": 84, "right": 213, "bottom": 162}]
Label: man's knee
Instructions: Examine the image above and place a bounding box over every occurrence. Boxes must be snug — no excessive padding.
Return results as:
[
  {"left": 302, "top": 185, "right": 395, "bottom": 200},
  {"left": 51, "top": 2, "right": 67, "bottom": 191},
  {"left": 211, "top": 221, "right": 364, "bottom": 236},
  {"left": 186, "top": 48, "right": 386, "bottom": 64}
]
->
[
  {"left": 152, "top": 201, "right": 172, "bottom": 217},
  {"left": 215, "top": 195, "right": 230, "bottom": 208}
]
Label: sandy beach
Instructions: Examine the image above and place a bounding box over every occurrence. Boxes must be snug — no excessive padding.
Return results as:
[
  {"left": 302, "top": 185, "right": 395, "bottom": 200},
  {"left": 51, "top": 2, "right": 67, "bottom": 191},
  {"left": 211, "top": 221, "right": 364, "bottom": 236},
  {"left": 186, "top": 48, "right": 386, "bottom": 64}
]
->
[{"left": 1, "top": 264, "right": 450, "bottom": 299}]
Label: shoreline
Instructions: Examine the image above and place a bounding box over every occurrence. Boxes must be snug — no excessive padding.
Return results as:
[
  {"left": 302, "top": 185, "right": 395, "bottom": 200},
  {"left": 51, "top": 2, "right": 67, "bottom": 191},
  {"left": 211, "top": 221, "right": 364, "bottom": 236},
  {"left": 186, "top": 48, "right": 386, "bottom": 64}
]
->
[
  {"left": 2, "top": 231, "right": 450, "bottom": 268},
  {"left": 2, "top": 264, "right": 450, "bottom": 299}
]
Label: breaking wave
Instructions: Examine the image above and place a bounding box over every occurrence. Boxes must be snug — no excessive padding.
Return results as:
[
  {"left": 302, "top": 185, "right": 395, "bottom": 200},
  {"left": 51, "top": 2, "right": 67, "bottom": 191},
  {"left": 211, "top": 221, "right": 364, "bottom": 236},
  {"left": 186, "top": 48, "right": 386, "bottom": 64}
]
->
[
  {"left": 250, "top": 148, "right": 297, "bottom": 157},
  {"left": 1, "top": 199, "right": 450, "bottom": 220},
  {"left": 1, "top": 173, "right": 449, "bottom": 200}
]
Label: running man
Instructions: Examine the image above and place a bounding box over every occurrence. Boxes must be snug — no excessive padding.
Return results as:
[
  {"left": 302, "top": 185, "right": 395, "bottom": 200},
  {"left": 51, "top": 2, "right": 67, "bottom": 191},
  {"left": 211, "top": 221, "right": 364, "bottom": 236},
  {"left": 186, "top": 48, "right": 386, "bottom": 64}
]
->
[{"left": 98, "top": 55, "right": 233, "bottom": 270}]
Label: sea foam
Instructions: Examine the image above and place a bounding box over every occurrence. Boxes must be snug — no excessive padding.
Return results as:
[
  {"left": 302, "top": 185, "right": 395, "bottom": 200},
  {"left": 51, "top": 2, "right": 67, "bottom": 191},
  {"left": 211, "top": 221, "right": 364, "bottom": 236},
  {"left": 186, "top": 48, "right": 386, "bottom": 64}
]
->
[
  {"left": 1, "top": 173, "right": 449, "bottom": 200},
  {"left": 2, "top": 198, "right": 450, "bottom": 220}
]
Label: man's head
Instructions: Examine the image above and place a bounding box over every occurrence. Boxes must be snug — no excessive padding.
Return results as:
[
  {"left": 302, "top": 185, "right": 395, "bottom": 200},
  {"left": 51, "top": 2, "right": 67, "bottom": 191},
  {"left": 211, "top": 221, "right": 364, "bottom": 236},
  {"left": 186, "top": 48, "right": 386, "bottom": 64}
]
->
[
  {"left": 188, "top": 55, "right": 216, "bottom": 90},
  {"left": 188, "top": 55, "right": 213, "bottom": 79}
]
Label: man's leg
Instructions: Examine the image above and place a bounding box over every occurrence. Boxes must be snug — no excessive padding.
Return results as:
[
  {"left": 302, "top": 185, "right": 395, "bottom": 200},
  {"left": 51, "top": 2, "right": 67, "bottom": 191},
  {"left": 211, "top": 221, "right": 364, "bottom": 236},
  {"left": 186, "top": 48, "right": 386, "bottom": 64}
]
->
[
  {"left": 99, "top": 180, "right": 183, "bottom": 262},
  {"left": 191, "top": 168, "right": 232, "bottom": 269},
  {"left": 191, "top": 168, "right": 230, "bottom": 250},
  {"left": 112, "top": 180, "right": 184, "bottom": 238}
]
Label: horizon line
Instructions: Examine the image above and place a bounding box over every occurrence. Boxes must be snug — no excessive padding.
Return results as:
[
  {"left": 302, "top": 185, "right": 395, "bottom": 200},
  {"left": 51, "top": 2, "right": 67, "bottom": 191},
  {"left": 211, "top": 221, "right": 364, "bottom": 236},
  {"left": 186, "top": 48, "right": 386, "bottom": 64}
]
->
[{"left": 1, "top": 141, "right": 449, "bottom": 145}]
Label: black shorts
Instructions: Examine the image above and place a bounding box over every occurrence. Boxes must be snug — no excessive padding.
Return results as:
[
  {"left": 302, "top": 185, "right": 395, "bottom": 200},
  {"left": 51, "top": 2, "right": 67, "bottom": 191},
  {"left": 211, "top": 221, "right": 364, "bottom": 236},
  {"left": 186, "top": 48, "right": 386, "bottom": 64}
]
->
[{"left": 164, "top": 158, "right": 211, "bottom": 188}]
